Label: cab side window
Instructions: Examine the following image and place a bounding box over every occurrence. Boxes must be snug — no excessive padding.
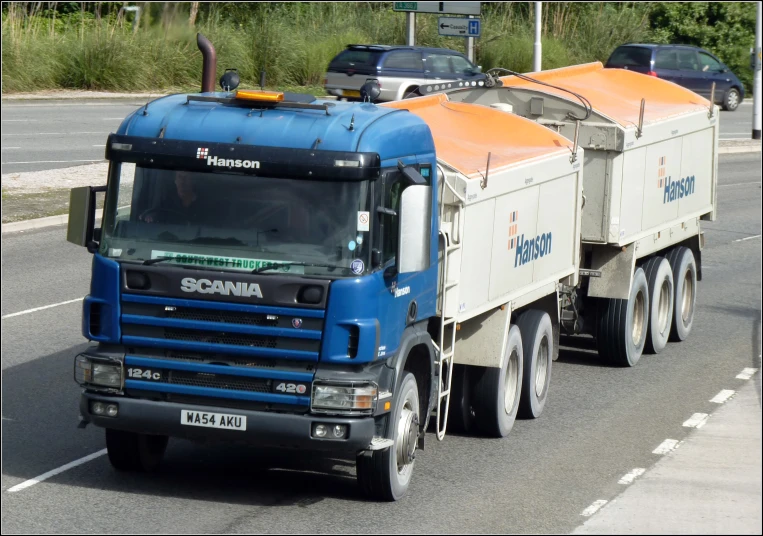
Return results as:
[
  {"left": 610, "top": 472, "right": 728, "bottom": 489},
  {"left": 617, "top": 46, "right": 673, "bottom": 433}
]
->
[
  {"left": 381, "top": 175, "right": 403, "bottom": 264},
  {"left": 383, "top": 51, "right": 424, "bottom": 71}
]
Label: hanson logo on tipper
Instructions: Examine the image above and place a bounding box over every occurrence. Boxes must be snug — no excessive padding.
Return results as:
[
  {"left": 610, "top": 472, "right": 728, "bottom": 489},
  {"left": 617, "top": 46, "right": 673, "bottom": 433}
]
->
[
  {"left": 658, "top": 156, "right": 695, "bottom": 204},
  {"left": 508, "top": 210, "right": 553, "bottom": 267},
  {"left": 197, "top": 147, "right": 261, "bottom": 169}
]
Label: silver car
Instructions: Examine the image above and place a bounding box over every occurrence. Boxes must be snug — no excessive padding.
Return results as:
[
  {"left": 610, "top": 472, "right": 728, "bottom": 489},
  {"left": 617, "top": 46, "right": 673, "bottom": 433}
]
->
[{"left": 324, "top": 45, "right": 485, "bottom": 102}]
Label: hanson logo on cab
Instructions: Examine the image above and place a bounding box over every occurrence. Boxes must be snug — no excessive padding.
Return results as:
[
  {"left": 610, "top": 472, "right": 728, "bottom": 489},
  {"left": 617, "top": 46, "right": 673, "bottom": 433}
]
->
[
  {"left": 507, "top": 210, "right": 553, "bottom": 267},
  {"left": 657, "top": 156, "right": 695, "bottom": 204}
]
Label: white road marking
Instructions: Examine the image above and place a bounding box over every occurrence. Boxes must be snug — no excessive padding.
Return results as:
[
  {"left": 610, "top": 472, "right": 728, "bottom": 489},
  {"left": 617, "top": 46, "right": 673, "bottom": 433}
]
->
[
  {"left": 7, "top": 449, "right": 107, "bottom": 493},
  {"left": 2, "top": 147, "right": 21, "bottom": 150},
  {"left": 682, "top": 413, "right": 709, "bottom": 428},
  {"left": 718, "top": 181, "right": 761, "bottom": 187},
  {"left": 2, "top": 159, "right": 105, "bottom": 165},
  {"left": 1, "top": 119, "right": 39, "bottom": 122},
  {"left": 581, "top": 500, "right": 608, "bottom": 517},
  {"left": 93, "top": 144, "right": 106, "bottom": 147},
  {"left": 618, "top": 468, "right": 645, "bottom": 485},
  {"left": 101, "top": 117, "right": 127, "bottom": 120},
  {"left": 2, "top": 298, "right": 83, "bottom": 319},
  {"left": 2, "top": 131, "right": 109, "bottom": 137},
  {"left": 736, "top": 367, "right": 759, "bottom": 380},
  {"left": 733, "top": 234, "right": 761, "bottom": 242},
  {"left": 653, "top": 439, "right": 680, "bottom": 455},
  {"left": 710, "top": 389, "right": 735, "bottom": 403}
]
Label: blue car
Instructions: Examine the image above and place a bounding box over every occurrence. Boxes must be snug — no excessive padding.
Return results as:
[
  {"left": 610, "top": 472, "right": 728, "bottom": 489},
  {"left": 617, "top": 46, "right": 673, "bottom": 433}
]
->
[{"left": 605, "top": 44, "right": 745, "bottom": 111}]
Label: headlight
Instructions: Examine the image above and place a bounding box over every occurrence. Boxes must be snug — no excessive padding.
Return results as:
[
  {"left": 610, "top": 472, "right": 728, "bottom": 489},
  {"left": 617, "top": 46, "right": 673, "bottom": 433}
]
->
[
  {"left": 311, "top": 383, "right": 377, "bottom": 415},
  {"left": 92, "top": 363, "right": 122, "bottom": 387},
  {"left": 74, "top": 354, "right": 122, "bottom": 389}
]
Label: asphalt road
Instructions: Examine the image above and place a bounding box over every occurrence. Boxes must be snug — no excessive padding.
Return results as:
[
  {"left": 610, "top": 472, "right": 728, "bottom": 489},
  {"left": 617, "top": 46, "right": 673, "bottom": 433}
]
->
[
  {"left": 0, "top": 99, "right": 758, "bottom": 175},
  {"left": 1, "top": 154, "right": 760, "bottom": 533}
]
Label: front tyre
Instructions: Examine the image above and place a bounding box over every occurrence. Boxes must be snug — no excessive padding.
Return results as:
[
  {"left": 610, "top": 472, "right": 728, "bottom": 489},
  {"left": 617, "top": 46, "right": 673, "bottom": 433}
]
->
[
  {"left": 105, "top": 429, "right": 168, "bottom": 472},
  {"left": 722, "top": 88, "right": 740, "bottom": 111},
  {"left": 356, "top": 372, "right": 419, "bottom": 501}
]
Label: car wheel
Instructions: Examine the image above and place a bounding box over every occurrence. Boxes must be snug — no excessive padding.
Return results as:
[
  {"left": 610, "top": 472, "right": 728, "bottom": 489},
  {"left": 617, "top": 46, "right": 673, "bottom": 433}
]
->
[{"left": 722, "top": 88, "right": 740, "bottom": 112}]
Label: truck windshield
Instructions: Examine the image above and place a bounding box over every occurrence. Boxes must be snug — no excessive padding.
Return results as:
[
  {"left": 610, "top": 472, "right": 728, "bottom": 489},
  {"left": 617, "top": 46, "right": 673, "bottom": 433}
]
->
[{"left": 99, "top": 163, "right": 372, "bottom": 276}]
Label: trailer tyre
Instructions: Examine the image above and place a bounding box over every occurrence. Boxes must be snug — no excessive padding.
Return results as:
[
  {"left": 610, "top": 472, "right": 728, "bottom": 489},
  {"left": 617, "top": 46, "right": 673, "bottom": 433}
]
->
[
  {"left": 105, "top": 429, "right": 168, "bottom": 472},
  {"left": 666, "top": 246, "right": 697, "bottom": 342},
  {"left": 473, "top": 325, "right": 523, "bottom": 437},
  {"left": 447, "top": 364, "right": 476, "bottom": 434},
  {"left": 596, "top": 267, "right": 649, "bottom": 367},
  {"left": 642, "top": 256, "right": 674, "bottom": 354},
  {"left": 356, "top": 372, "right": 419, "bottom": 501},
  {"left": 516, "top": 310, "right": 553, "bottom": 419}
]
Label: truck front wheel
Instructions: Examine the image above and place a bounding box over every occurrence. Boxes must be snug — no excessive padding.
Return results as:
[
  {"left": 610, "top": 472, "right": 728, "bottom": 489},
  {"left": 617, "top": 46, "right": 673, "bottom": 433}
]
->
[
  {"left": 356, "top": 372, "right": 420, "bottom": 501},
  {"left": 105, "top": 429, "right": 168, "bottom": 472}
]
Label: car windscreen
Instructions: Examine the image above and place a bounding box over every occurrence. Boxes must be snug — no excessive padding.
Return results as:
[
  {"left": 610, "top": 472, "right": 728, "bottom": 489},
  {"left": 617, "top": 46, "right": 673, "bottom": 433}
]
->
[{"left": 606, "top": 46, "right": 652, "bottom": 68}]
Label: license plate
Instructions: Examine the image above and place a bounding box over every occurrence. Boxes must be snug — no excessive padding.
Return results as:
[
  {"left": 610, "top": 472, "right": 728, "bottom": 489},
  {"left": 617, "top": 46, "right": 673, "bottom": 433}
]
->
[
  {"left": 180, "top": 410, "right": 247, "bottom": 431},
  {"left": 342, "top": 89, "right": 361, "bottom": 98}
]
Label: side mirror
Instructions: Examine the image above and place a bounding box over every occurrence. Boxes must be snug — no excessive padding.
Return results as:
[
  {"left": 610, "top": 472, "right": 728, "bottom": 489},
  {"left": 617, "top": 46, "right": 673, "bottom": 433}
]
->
[
  {"left": 397, "top": 184, "right": 431, "bottom": 274},
  {"left": 67, "top": 185, "right": 106, "bottom": 252}
]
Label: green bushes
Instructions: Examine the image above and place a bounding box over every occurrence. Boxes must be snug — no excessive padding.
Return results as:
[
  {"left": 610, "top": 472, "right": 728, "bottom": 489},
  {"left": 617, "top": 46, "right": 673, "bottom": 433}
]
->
[{"left": 1, "top": 2, "right": 756, "bottom": 94}]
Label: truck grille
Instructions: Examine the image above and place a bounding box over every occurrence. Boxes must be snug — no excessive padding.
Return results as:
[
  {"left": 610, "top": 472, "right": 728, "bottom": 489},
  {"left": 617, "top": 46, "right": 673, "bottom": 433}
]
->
[
  {"left": 165, "top": 328, "right": 278, "bottom": 348},
  {"left": 167, "top": 370, "right": 271, "bottom": 393}
]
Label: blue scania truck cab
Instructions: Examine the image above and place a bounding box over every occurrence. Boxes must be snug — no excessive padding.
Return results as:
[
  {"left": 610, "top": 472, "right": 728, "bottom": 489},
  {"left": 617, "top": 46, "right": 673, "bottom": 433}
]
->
[{"left": 67, "top": 35, "right": 441, "bottom": 501}]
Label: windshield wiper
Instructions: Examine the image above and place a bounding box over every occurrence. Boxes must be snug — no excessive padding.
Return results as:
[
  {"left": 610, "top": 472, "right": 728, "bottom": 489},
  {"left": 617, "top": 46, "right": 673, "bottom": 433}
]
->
[
  {"left": 252, "top": 262, "right": 345, "bottom": 274},
  {"left": 143, "top": 257, "right": 174, "bottom": 265}
]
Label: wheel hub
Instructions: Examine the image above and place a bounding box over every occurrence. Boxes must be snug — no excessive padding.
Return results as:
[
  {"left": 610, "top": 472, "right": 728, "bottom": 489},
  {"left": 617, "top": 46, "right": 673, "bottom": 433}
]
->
[{"left": 396, "top": 408, "right": 419, "bottom": 469}]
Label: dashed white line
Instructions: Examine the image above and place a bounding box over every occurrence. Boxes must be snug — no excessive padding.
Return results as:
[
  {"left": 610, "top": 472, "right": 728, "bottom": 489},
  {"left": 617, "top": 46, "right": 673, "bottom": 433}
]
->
[
  {"left": 581, "top": 500, "right": 608, "bottom": 517},
  {"left": 653, "top": 439, "right": 680, "bottom": 455},
  {"left": 683, "top": 413, "right": 709, "bottom": 428},
  {"left": 93, "top": 144, "right": 106, "bottom": 147},
  {"left": 1, "top": 119, "right": 39, "bottom": 122},
  {"left": 736, "top": 367, "right": 759, "bottom": 380},
  {"left": 710, "top": 389, "right": 735, "bottom": 404},
  {"left": 7, "top": 449, "right": 107, "bottom": 493},
  {"left": 2, "top": 147, "right": 21, "bottom": 150},
  {"left": 618, "top": 468, "right": 645, "bottom": 485},
  {"left": 2, "top": 298, "right": 83, "bottom": 319},
  {"left": 733, "top": 234, "right": 761, "bottom": 243}
]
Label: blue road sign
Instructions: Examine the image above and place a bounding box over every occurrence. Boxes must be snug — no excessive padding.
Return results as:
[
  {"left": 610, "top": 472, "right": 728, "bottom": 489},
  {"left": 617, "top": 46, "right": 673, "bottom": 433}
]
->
[{"left": 468, "top": 19, "right": 480, "bottom": 37}]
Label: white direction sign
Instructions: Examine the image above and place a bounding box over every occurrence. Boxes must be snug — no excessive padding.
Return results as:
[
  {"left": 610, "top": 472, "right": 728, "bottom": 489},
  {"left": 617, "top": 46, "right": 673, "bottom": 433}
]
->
[
  {"left": 438, "top": 17, "right": 481, "bottom": 37},
  {"left": 393, "top": 2, "right": 481, "bottom": 16}
]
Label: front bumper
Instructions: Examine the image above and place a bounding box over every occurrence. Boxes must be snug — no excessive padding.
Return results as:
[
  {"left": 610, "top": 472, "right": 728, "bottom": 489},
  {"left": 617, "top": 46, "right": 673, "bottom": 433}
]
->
[{"left": 80, "top": 392, "right": 376, "bottom": 453}]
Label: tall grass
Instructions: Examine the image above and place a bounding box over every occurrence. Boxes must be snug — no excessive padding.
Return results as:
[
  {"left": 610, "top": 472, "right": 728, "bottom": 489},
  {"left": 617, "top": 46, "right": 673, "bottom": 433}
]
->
[{"left": 2, "top": 2, "right": 659, "bottom": 93}]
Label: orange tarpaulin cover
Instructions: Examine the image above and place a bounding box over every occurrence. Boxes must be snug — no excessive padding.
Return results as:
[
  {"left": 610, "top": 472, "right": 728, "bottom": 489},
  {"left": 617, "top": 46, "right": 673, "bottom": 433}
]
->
[
  {"left": 382, "top": 93, "right": 572, "bottom": 179},
  {"left": 499, "top": 62, "right": 711, "bottom": 128}
]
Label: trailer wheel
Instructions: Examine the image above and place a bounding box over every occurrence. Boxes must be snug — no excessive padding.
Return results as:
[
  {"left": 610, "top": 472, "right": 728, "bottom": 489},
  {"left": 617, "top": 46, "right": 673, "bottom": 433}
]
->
[
  {"left": 447, "top": 364, "right": 476, "bottom": 434},
  {"left": 105, "top": 429, "right": 168, "bottom": 472},
  {"left": 516, "top": 310, "right": 553, "bottom": 419},
  {"left": 473, "top": 325, "right": 523, "bottom": 437},
  {"left": 666, "top": 246, "right": 697, "bottom": 341},
  {"left": 356, "top": 372, "right": 419, "bottom": 501},
  {"left": 642, "top": 256, "right": 674, "bottom": 354},
  {"left": 596, "top": 267, "right": 649, "bottom": 367}
]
